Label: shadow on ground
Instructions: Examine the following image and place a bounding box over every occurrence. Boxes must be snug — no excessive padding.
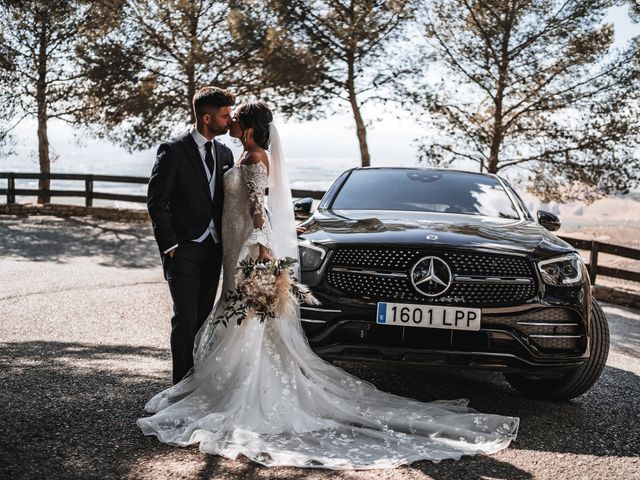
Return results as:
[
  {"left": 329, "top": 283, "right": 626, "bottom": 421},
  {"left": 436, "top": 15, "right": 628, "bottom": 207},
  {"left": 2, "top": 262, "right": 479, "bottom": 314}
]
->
[
  {"left": 0, "top": 341, "right": 172, "bottom": 480},
  {"left": 338, "top": 359, "right": 639, "bottom": 462},
  {"left": 0, "top": 216, "right": 157, "bottom": 268},
  {"left": 1, "top": 341, "right": 637, "bottom": 479}
]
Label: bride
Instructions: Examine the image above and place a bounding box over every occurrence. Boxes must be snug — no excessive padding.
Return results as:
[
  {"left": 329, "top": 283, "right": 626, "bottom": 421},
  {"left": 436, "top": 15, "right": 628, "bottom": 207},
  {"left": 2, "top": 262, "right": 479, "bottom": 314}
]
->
[{"left": 137, "top": 101, "right": 519, "bottom": 469}]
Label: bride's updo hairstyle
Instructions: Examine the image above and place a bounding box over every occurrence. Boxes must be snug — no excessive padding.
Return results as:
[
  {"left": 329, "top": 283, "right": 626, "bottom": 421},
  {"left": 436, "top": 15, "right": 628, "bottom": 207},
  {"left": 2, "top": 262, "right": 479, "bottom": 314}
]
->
[{"left": 237, "top": 101, "right": 273, "bottom": 150}]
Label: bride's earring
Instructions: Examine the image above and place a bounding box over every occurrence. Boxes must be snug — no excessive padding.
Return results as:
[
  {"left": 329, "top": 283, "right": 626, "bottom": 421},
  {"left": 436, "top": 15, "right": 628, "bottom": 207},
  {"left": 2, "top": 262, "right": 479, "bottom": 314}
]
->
[{"left": 243, "top": 131, "right": 247, "bottom": 144}]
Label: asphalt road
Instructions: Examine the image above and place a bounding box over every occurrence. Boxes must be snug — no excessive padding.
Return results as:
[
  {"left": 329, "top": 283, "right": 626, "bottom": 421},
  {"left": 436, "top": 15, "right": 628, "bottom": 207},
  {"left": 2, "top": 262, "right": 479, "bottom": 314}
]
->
[{"left": 0, "top": 215, "right": 638, "bottom": 480}]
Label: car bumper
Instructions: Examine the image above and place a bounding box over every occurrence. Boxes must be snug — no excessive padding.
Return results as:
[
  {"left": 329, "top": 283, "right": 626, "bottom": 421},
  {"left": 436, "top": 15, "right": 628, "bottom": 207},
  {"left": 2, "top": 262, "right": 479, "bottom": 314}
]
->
[
  {"left": 300, "top": 295, "right": 591, "bottom": 376},
  {"left": 308, "top": 342, "right": 586, "bottom": 374}
]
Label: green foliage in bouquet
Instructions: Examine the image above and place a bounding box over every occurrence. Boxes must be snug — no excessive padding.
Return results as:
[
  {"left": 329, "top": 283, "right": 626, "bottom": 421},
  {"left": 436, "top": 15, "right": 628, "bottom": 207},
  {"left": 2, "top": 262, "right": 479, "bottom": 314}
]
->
[{"left": 215, "top": 256, "right": 319, "bottom": 327}]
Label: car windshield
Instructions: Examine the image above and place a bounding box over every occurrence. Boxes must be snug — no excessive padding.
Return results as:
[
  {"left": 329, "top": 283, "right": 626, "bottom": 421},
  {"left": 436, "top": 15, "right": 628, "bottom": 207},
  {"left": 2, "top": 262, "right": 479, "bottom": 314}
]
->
[{"left": 331, "top": 169, "right": 520, "bottom": 219}]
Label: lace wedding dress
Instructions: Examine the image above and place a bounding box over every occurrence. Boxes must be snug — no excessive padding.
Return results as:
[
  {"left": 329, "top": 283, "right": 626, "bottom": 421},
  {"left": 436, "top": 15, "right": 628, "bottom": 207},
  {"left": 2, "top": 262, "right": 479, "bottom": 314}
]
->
[{"left": 137, "top": 144, "right": 519, "bottom": 469}]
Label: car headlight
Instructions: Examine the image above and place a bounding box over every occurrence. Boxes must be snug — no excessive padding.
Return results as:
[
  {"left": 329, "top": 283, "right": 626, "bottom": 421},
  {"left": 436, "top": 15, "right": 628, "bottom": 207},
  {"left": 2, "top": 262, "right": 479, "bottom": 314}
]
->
[
  {"left": 298, "top": 240, "right": 327, "bottom": 271},
  {"left": 537, "top": 253, "right": 584, "bottom": 286}
]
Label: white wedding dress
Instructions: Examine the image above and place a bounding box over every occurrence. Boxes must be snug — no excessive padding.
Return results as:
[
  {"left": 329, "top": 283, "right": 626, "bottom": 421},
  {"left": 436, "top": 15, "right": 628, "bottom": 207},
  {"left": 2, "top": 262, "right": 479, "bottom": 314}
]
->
[{"left": 137, "top": 131, "right": 519, "bottom": 470}]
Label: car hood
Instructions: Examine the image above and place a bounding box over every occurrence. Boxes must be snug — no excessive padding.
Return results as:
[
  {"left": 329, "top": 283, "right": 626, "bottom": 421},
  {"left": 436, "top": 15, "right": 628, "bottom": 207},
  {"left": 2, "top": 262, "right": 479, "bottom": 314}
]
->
[{"left": 300, "top": 209, "right": 573, "bottom": 258}]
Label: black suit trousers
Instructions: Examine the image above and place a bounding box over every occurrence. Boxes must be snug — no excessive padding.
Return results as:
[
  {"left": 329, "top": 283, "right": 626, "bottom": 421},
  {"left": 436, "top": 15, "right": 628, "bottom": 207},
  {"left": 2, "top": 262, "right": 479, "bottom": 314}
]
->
[{"left": 165, "top": 235, "right": 222, "bottom": 384}]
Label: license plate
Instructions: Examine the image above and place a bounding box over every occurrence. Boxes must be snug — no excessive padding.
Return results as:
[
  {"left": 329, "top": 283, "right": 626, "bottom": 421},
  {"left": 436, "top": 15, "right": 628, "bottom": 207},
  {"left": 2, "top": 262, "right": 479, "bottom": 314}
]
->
[{"left": 376, "top": 302, "right": 481, "bottom": 331}]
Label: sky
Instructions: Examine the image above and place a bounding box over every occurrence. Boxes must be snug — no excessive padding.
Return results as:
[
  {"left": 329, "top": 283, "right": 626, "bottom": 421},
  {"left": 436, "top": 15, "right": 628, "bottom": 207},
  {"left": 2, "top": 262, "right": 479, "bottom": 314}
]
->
[{"left": 1, "top": 5, "right": 640, "bottom": 193}]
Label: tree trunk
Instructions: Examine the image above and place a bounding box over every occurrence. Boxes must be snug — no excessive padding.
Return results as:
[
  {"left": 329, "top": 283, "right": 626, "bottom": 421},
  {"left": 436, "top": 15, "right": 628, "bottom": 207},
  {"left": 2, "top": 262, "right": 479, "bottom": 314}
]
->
[
  {"left": 186, "top": 14, "right": 197, "bottom": 126},
  {"left": 487, "top": 105, "right": 502, "bottom": 174},
  {"left": 488, "top": 57, "right": 506, "bottom": 173},
  {"left": 36, "top": 9, "right": 50, "bottom": 204},
  {"left": 37, "top": 103, "right": 50, "bottom": 204},
  {"left": 186, "top": 68, "right": 196, "bottom": 125},
  {"left": 350, "top": 94, "right": 370, "bottom": 168},
  {"left": 347, "top": 55, "right": 370, "bottom": 167},
  {"left": 487, "top": 4, "right": 514, "bottom": 174}
]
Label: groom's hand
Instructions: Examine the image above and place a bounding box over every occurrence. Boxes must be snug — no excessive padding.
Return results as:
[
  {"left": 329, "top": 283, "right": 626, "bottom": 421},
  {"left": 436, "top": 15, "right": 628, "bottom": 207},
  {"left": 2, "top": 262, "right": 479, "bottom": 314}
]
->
[{"left": 168, "top": 248, "right": 176, "bottom": 258}]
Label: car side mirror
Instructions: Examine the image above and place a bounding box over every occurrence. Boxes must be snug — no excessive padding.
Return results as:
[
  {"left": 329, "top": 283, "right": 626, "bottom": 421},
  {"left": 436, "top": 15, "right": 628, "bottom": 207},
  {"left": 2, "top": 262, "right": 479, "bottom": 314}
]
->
[
  {"left": 537, "top": 210, "right": 561, "bottom": 232},
  {"left": 293, "top": 197, "right": 314, "bottom": 220}
]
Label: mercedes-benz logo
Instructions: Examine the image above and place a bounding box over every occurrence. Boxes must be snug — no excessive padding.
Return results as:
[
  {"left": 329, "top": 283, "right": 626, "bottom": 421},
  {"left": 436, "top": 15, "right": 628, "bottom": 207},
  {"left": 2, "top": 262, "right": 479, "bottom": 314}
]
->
[
  {"left": 410, "top": 256, "right": 452, "bottom": 297},
  {"left": 425, "top": 234, "right": 438, "bottom": 240}
]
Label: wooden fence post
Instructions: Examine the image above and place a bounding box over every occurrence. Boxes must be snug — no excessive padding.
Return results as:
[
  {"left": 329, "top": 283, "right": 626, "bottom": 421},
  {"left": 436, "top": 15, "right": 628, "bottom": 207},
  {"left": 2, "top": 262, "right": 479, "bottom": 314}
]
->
[
  {"left": 85, "top": 174, "right": 94, "bottom": 207},
  {"left": 589, "top": 241, "right": 599, "bottom": 285},
  {"left": 7, "top": 172, "right": 15, "bottom": 204}
]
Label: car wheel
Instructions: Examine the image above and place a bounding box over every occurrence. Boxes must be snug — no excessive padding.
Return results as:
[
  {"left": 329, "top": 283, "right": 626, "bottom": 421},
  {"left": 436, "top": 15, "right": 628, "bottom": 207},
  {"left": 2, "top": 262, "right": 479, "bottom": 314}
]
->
[{"left": 504, "top": 299, "right": 610, "bottom": 400}]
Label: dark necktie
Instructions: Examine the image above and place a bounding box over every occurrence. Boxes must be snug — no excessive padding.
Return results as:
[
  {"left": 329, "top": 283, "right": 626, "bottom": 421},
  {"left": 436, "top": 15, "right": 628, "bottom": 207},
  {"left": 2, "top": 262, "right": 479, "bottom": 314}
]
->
[{"left": 204, "top": 141, "right": 215, "bottom": 176}]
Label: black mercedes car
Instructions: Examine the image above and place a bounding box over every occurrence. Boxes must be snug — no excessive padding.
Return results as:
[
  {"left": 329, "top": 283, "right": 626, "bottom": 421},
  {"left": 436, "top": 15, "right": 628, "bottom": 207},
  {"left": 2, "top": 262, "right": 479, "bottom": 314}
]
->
[{"left": 295, "top": 167, "right": 609, "bottom": 400}]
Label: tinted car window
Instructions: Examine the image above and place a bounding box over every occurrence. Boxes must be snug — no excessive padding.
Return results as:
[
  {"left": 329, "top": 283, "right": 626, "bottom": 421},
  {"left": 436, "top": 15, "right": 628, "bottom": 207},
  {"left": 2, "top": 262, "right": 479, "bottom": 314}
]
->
[{"left": 330, "top": 169, "right": 520, "bottom": 219}]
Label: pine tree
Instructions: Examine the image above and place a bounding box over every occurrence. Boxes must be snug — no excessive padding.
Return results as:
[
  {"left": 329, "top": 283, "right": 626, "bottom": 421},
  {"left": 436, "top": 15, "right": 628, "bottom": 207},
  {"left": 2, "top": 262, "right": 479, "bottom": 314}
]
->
[
  {"left": 415, "top": 0, "right": 640, "bottom": 202},
  {"left": 76, "top": 0, "right": 275, "bottom": 149},
  {"left": 268, "top": 0, "right": 416, "bottom": 167},
  {"left": 0, "top": 0, "right": 94, "bottom": 203}
]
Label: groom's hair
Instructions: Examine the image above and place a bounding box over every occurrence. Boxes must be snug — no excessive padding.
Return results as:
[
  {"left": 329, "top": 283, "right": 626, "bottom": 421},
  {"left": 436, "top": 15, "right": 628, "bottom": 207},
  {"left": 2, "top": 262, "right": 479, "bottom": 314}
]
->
[{"left": 193, "top": 86, "right": 236, "bottom": 121}]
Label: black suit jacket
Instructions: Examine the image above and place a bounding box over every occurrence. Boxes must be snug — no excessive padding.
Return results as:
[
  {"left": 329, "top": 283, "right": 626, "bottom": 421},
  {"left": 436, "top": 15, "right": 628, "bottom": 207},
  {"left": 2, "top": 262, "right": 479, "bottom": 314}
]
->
[{"left": 147, "top": 131, "right": 234, "bottom": 254}]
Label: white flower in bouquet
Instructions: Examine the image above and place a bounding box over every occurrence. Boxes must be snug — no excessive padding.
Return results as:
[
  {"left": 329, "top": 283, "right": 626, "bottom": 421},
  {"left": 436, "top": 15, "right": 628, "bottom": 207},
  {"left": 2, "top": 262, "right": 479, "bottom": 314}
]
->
[{"left": 216, "top": 256, "right": 319, "bottom": 327}]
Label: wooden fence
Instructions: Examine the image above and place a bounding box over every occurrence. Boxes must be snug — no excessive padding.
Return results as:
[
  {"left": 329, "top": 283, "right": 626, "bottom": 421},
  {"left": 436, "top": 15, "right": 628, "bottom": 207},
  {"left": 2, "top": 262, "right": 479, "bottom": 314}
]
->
[
  {"left": 558, "top": 236, "right": 640, "bottom": 286},
  {"left": 1, "top": 171, "right": 638, "bottom": 287},
  {"left": 0, "top": 171, "right": 325, "bottom": 207},
  {"left": 0, "top": 172, "right": 149, "bottom": 205}
]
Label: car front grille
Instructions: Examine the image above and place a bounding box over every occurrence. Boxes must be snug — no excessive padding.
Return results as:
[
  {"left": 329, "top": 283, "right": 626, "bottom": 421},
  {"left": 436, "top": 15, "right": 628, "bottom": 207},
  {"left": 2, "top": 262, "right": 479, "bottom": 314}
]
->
[
  {"left": 326, "top": 270, "right": 537, "bottom": 306},
  {"left": 331, "top": 248, "right": 533, "bottom": 277},
  {"left": 484, "top": 308, "right": 585, "bottom": 352},
  {"left": 327, "top": 247, "right": 538, "bottom": 307}
]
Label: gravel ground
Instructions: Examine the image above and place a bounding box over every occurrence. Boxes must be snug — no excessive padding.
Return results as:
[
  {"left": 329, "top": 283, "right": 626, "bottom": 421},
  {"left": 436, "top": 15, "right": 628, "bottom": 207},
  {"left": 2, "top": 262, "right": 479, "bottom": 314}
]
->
[{"left": 0, "top": 215, "right": 638, "bottom": 480}]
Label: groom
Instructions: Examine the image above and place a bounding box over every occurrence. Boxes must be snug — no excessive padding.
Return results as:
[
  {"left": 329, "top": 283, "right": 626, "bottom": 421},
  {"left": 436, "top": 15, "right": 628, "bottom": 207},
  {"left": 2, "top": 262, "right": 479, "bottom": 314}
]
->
[{"left": 148, "top": 86, "right": 236, "bottom": 384}]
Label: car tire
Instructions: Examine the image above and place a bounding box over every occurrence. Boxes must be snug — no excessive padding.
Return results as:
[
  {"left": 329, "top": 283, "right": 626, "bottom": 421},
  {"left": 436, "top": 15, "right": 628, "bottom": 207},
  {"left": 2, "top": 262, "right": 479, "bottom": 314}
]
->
[{"left": 504, "top": 298, "right": 610, "bottom": 401}]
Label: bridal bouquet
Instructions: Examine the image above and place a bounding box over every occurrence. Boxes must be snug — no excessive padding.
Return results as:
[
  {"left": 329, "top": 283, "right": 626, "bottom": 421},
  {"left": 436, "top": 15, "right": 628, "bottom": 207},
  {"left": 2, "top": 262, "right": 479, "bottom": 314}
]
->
[{"left": 216, "top": 257, "right": 319, "bottom": 326}]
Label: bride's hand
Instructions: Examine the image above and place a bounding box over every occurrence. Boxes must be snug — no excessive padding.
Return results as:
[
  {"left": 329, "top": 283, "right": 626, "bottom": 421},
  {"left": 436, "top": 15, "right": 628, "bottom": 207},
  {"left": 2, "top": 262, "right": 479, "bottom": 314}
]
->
[{"left": 258, "top": 245, "right": 274, "bottom": 263}]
